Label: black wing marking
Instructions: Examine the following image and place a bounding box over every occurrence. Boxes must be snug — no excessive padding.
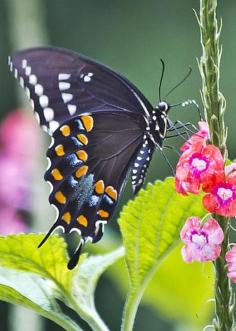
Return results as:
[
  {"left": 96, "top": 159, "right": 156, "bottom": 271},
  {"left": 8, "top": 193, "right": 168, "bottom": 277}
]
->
[
  {"left": 40, "top": 111, "right": 146, "bottom": 248},
  {"left": 9, "top": 47, "right": 152, "bottom": 134}
]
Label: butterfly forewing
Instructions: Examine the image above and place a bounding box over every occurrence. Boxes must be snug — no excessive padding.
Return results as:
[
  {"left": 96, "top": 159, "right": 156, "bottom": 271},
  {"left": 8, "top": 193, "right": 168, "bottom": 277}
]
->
[{"left": 9, "top": 47, "right": 152, "bottom": 134}]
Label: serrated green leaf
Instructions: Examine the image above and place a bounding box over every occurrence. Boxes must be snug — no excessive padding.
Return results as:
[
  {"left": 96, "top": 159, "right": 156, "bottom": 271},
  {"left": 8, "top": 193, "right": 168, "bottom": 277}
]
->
[
  {"left": 0, "top": 234, "right": 123, "bottom": 331},
  {"left": 119, "top": 177, "right": 206, "bottom": 330},
  {"left": 0, "top": 234, "right": 74, "bottom": 293},
  {"left": 0, "top": 267, "right": 82, "bottom": 331},
  {"left": 72, "top": 247, "right": 124, "bottom": 331}
]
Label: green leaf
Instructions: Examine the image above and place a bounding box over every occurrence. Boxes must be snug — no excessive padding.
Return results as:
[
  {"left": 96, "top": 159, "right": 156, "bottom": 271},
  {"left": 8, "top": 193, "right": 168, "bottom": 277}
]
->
[
  {"left": 0, "top": 234, "right": 74, "bottom": 293},
  {"left": 146, "top": 244, "right": 214, "bottom": 327},
  {"left": 119, "top": 177, "right": 206, "bottom": 330},
  {"left": 0, "top": 267, "right": 82, "bottom": 331},
  {"left": 72, "top": 247, "right": 124, "bottom": 331},
  {"left": 0, "top": 234, "right": 124, "bottom": 331}
]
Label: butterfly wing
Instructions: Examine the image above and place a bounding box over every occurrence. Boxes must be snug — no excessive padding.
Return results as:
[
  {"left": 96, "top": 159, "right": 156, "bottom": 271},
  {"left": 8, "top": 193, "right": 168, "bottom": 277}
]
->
[
  {"left": 9, "top": 47, "right": 152, "bottom": 134},
  {"left": 9, "top": 47, "right": 155, "bottom": 268},
  {"left": 41, "top": 111, "right": 146, "bottom": 248}
]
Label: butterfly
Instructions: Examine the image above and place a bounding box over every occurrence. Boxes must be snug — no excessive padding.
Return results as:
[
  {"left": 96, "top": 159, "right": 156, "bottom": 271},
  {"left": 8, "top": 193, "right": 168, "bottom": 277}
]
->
[{"left": 9, "top": 47, "right": 198, "bottom": 269}]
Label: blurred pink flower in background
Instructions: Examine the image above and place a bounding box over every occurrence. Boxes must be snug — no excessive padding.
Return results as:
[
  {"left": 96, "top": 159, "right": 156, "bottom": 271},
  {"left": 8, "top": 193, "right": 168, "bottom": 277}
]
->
[{"left": 0, "top": 109, "right": 40, "bottom": 235}]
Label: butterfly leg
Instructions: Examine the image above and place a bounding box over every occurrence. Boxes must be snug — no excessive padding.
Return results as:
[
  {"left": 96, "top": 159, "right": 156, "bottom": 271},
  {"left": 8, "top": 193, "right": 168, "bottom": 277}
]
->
[
  {"left": 167, "top": 120, "right": 191, "bottom": 140},
  {"left": 159, "top": 148, "right": 175, "bottom": 176},
  {"left": 168, "top": 120, "right": 198, "bottom": 135},
  {"left": 164, "top": 144, "right": 181, "bottom": 156}
]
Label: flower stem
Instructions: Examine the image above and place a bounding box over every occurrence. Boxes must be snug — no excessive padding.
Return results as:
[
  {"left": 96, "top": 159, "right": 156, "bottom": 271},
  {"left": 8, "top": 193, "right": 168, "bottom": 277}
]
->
[{"left": 198, "top": 0, "right": 235, "bottom": 330}]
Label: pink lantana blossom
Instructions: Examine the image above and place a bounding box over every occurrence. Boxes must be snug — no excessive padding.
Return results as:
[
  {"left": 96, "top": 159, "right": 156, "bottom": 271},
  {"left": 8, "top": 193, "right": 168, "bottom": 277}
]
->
[
  {"left": 226, "top": 245, "right": 236, "bottom": 283},
  {"left": 203, "top": 175, "right": 236, "bottom": 217},
  {"left": 181, "top": 121, "right": 210, "bottom": 152},
  {"left": 175, "top": 144, "right": 225, "bottom": 195},
  {"left": 180, "top": 217, "right": 224, "bottom": 262}
]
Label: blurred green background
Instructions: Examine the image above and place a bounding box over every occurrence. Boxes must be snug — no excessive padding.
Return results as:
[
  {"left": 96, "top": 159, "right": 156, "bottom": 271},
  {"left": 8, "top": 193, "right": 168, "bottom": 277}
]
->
[{"left": 0, "top": 0, "right": 236, "bottom": 330}]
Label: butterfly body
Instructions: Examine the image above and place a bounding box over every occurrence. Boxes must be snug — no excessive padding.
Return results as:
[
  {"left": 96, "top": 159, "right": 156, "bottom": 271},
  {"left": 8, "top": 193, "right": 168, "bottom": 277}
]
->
[{"left": 9, "top": 47, "right": 172, "bottom": 268}]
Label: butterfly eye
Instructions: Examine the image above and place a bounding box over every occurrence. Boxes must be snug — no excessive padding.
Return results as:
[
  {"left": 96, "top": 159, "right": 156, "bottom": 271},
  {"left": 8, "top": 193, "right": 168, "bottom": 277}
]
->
[{"left": 158, "top": 101, "right": 169, "bottom": 112}]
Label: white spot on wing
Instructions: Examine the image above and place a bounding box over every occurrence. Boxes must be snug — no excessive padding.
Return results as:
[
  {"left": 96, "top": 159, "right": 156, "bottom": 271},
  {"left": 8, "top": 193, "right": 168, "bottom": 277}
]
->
[
  {"left": 34, "top": 112, "right": 40, "bottom": 124},
  {"left": 29, "top": 74, "right": 37, "bottom": 85},
  {"left": 43, "top": 107, "right": 54, "bottom": 121},
  {"left": 30, "top": 99, "right": 34, "bottom": 109},
  {"left": 59, "top": 82, "right": 70, "bottom": 91},
  {"left": 14, "top": 68, "right": 18, "bottom": 78},
  {"left": 49, "top": 120, "right": 59, "bottom": 133},
  {"left": 19, "top": 77, "right": 24, "bottom": 87},
  {"left": 68, "top": 104, "right": 77, "bottom": 115},
  {"left": 35, "top": 84, "right": 44, "bottom": 96},
  {"left": 22, "top": 59, "right": 27, "bottom": 69},
  {"left": 58, "top": 73, "right": 71, "bottom": 80},
  {"left": 25, "top": 87, "right": 30, "bottom": 98},
  {"left": 25, "top": 66, "right": 31, "bottom": 76},
  {"left": 39, "top": 95, "right": 49, "bottom": 108},
  {"left": 62, "top": 93, "right": 73, "bottom": 103}
]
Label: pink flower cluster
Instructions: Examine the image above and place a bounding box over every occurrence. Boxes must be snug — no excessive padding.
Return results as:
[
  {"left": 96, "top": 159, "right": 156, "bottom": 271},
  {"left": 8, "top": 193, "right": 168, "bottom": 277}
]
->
[
  {"left": 0, "top": 110, "right": 40, "bottom": 235},
  {"left": 176, "top": 121, "right": 236, "bottom": 282},
  {"left": 175, "top": 121, "right": 236, "bottom": 216}
]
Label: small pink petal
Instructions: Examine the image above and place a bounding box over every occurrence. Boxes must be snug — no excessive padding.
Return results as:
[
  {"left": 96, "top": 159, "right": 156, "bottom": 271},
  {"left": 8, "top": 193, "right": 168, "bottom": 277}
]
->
[
  {"left": 202, "top": 218, "right": 224, "bottom": 244},
  {"left": 180, "top": 217, "right": 201, "bottom": 243}
]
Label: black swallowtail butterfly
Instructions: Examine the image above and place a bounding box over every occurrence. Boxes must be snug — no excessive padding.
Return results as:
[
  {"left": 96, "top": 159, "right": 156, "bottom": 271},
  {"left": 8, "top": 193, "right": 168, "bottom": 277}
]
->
[{"left": 9, "top": 47, "right": 197, "bottom": 269}]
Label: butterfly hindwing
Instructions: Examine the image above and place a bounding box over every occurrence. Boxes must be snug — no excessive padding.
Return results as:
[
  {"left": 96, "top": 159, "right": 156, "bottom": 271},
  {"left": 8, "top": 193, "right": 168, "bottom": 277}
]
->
[
  {"left": 9, "top": 47, "right": 152, "bottom": 134},
  {"left": 44, "top": 111, "right": 146, "bottom": 243}
]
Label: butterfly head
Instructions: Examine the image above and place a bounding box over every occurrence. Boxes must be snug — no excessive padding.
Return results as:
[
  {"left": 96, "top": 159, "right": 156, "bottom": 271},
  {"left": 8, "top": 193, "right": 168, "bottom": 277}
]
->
[{"left": 156, "top": 101, "right": 170, "bottom": 114}]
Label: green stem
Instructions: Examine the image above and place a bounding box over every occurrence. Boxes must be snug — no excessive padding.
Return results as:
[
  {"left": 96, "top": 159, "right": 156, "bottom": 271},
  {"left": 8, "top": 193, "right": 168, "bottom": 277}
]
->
[
  {"left": 198, "top": 0, "right": 235, "bottom": 330},
  {"left": 121, "top": 291, "right": 142, "bottom": 331},
  {"left": 213, "top": 217, "right": 235, "bottom": 331},
  {"left": 67, "top": 294, "right": 110, "bottom": 331}
]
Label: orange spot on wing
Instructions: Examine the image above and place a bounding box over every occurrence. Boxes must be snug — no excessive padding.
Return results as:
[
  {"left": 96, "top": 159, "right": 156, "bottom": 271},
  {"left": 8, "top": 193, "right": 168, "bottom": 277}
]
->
[
  {"left": 55, "top": 144, "right": 65, "bottom": 156},
  {"left": 51, "top": 168, "right": 63, "bottom": 181},
  {"left": 62, "top": 212, "right": 71, "bottom": 224},
  {"left": 81, "top": 115, "right": 94, "bottom": 132},
  {"left": 98, "top": 209, "right": 109, "bottom": 218},
  {"left": 77, "top": 215, "right": 88, "bottom": 227},
  {"left": 76, "top": 150, "right": 88, "bottom": 162},
  {"left": 77, "top": 134, "right": 88, "bottom": 145},
  {"left": 94, "top": 180, "right": 105, "bottom": 195},
  {"left": 75, "top": 165, "right": 88, "bottom": 178},
  {"left": 60, "top": 125, "right": 71, "bottom": 136},
  {"left": 55, "top": 191, "right": 66, "bottom": 204},
  {"left": 105, "top": 186, "right": 118, "bottom": 200}
]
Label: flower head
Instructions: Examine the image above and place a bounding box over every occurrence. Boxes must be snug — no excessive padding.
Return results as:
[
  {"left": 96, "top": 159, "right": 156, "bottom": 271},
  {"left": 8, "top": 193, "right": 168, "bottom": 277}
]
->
[
  {"left": 226, "top": 245, "right": 236, "bottom": 283},
  {"left": 181, "top": 121, "right": 210, "bottom": 152},
  {"left": 180, "top": 217, "right": 224, "bottom": 262},
  {"left": 175, "top": 144, "right": 225, "bottom": 195},
  {"left": 203, "top": 175, "right": 236, "bottom": 217}
]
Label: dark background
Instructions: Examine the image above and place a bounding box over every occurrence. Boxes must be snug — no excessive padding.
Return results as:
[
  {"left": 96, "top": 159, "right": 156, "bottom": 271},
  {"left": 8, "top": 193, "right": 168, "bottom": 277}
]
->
[{"left": 0, "top": 0, "right": 236, "bottom": 330}]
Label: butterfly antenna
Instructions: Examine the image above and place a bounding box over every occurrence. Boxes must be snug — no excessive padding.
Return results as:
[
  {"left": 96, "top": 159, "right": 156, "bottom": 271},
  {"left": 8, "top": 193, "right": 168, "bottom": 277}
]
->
[
  {"left": 165, "top": 66, "right": 192, "bottom": 98},
  {"left": 159, "top": 59, "right": 165, "bottom": 102}
]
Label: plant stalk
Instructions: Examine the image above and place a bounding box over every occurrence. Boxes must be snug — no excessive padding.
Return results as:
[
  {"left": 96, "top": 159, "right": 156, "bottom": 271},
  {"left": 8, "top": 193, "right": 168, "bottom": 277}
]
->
[{"left": 198, "top": 0, "right": 235, "bottom": 330}]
